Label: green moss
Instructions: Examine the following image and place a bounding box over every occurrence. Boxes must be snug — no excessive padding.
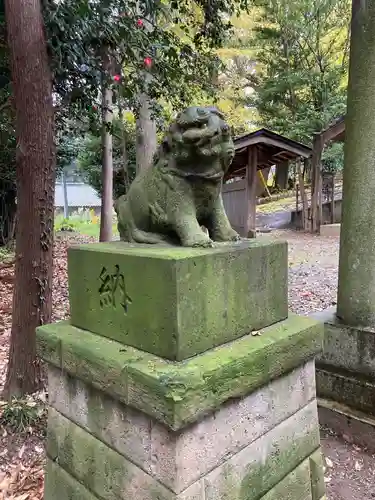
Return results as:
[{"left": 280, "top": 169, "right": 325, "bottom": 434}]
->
[
  {"left": 239, "top": 437, "right": 320, "bottom": 499},
  {"left": 44, "top": 459, "right": 99, "bottom": 500},
  {"left": 38, "top": 314, "right": 323, "bottom": 430},
  {"left": 309, "top": 450, "right": 326, "bottom": 500},
  {"left": 47, "top": 408, "right": 133, "bottom": 500},
  {"left": 337, "top": 0, "right": 375, "bottom": 326},
  {"left": 47, "top": 408, "right": 173, "bottom": 500},
  {"left": 68, "top": 239, "right": 288, "bottom": 360},
  {"left": 258, "top": 458, "right": 311, "bottom": 500}
]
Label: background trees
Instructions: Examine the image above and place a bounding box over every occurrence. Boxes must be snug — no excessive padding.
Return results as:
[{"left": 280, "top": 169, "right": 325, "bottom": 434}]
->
[{"left": 244, "top": 0, "right": 350, "bottom": 149}]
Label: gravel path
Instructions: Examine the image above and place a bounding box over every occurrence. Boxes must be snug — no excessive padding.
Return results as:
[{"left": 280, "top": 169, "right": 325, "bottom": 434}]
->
[{"left": 264, "top": 229, "right": 339, "bottom": 314}]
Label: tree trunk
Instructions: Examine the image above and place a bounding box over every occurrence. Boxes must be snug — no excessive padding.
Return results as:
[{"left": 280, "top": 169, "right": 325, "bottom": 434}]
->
[
  {"left": 136, "top": 93, "right": 157, "bottom": 173},
  {"left": 3, "top": 0, "right": 55, "bottom": 398},
  {"left": 99, "top": 50, "right": 113, "bottom": 242},
  {"left": 118, "top": 104, "right": 130, "bottom": 193}
]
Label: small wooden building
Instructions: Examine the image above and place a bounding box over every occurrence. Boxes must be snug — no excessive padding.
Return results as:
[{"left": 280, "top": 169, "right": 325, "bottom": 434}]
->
[{"left": 223, "top": 128, "right": 312, "bottom": 237}]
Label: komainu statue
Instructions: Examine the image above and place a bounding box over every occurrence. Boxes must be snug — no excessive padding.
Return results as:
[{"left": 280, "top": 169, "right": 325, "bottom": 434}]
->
[{"left": 114, "top": 106, "right": 241, "bottom": 247}]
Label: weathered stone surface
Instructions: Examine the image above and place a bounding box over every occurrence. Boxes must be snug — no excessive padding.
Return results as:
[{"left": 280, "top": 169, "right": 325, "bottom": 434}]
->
[
  {"left": 68, "top": 239, "right": 288, "bottom": 360},
  {"left": 48, "top": 361, "right": 316, "bottom": 492},
  {"left": 312, "top": 307, "right": 375, "bottom": 378},
  {"left": 44, "top": 459, "right": 99, "bottom": 500},
  {"left": 202, "top": 401, "right": 320, "bottom": 500},
  {"left": 311, "top": 308, "right": 375, "bottom": 416},
  {"left": 336, "top": 0, "right": 375, "bottom": 328},
  {"left": 316, "top": 367, "right": 375, "bottom": 415},
  {"left": 115, "top": 106, "right": 240, "bottom": 248},
  {"left": 46, "top": 402, "right": 321, "bottom": 500},
  {"left": 47, "top": 408, "right": 177, "bottom": 500},
  {"left": 259, "top": 458, "right": 312, "bottom": 500},
  {"left": 37, "top": 314, "right": 323, "bottom": 430},
  {"left": 309, "top": 449, "right": 325, "bottom": 500}
]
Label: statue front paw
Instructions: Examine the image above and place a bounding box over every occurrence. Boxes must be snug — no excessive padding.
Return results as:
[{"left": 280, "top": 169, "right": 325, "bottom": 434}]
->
[
  {"left": 212, "top": 228, "right": 241, "bottom": 242},
  {"left": 192, "top": 239, "right": 214, "bottom": 248},
  {"left": 183, "top": 234, "right": 214, "bottom": 248}
]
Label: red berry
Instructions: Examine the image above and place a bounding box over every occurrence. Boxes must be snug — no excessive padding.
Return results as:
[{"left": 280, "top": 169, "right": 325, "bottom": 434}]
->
[
  {"left": 113, "top": 74, "right": 121, "bottom": 82},
  {"left": 92, "top": 105, "right": 97, "bottom": 111},
  {"left": 144, "top": 57, "right": 152, "bottom": 68},
  {"left": 137, "top": 19, "right": 144, "bottom": 27}
]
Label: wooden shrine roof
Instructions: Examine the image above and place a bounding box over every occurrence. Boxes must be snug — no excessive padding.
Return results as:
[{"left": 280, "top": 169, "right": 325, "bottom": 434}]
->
[{"left": 227, "top": 128, "right": 312, "bottom": 180}]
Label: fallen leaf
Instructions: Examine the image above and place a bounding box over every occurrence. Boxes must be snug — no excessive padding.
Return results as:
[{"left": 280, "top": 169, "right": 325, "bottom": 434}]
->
[
  {"left": 355, "top": 460, "right": 363, "bottom": 471},
  {"left": 18, "top": 445, "right": 26, "bottom": 460}
]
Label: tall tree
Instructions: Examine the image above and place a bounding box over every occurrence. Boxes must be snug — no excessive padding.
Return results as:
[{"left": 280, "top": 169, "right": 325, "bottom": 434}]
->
[
  {"left": 136, "top": 92, "right": 157, "bottom": 174},
  {"left": 100, "top": 49, "right": 114, "bottom": 242},
  {"left": 247, "top": 0, "right": 351, "bottom": 142},
  {"left": 3, "top": 0, "right": 55, "bottom": 398}
]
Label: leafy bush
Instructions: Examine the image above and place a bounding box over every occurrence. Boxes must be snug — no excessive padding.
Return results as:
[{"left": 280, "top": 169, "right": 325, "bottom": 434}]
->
[
  {"left": 55, "top": 217, "right": 76, "bottom": 232},
  {"left": 322, "top": 142, "right": 344, "bottom": 174},
  {"left": 0, "top": 396, "right": 47, "bottom": 433}
]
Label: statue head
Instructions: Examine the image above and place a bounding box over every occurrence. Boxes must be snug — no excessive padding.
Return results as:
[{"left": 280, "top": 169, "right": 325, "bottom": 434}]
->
[{"left": 157, "top": 106, "right": 235, "bottom": 177}]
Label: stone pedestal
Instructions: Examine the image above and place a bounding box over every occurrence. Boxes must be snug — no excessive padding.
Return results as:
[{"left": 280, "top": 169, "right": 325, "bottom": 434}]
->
[
  {"left": 38, "top": 240, "right": 326, "bottom": 500},
  {"left": 312, "top": 307, "right": 375, "bottom": 449}
]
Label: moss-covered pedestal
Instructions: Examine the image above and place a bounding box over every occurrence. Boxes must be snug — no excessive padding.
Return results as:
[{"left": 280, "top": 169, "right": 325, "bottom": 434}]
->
[{"left": 37, "top": 239, "right": 326, "bottom": 500}]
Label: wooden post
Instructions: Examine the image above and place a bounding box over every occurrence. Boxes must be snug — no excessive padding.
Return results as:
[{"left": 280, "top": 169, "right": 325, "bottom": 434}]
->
[
  {"left": 311, "top": 135, "right": 323, "bottom": 233},
  {"left": 330, "top": 174, "right": 335, "bottom": 224},
  {"left": 297, "top": 158, "right": 309, "bottom": 230},
  {"left": 245, "top": 146, "right": 258, "bottom": 238}
]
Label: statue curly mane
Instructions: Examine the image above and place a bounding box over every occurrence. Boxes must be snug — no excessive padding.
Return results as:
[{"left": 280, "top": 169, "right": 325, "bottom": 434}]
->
[{"left": 152, "top": 106, "right": 235, "bottom": 178}]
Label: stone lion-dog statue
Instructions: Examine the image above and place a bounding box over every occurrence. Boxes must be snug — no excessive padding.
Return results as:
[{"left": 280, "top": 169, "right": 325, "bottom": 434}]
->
[{"left": 114, "top": 106, "right": 241, "bottom": 247}]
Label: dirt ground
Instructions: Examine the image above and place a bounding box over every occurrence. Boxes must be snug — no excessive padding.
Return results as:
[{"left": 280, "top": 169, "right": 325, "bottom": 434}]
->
[{"left": 1, "top": 230, "right": 375, "bottom": 499}]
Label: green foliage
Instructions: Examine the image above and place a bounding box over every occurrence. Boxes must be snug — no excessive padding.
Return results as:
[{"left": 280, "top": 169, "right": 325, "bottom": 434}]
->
[
  {"left": 247, "top": 0, "right": 351, "bottom": 143},
  {"left": 0, "top": 242, "right": 14, "bottom": 262},
  {"left": 45, "top": 0, "right": 250, "bottom": 123},
  {"left": 322, "top": 142, "right": 344, "bottom": 173},
  {"left": 0, "top": 396, "right": 47, "bottom": 433},
  {"left": 55, "top": 217, "right": 76, "bottom": 232},
  {"left": 78, "top": 118, "right": 136, "bottom": 199},
  {"left": 54, "top": 211, "right": 118, "bottom": 238}
]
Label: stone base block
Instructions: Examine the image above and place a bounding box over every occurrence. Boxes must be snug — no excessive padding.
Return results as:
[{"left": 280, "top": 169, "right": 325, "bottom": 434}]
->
[
  {"left": 44, "top": 361, "right": 325, "bottom": 499},
  {"left": 311, "top": 307, "right": 375, "bottom": 416},
  {"left": 37, "top": 313, "right": 323, "bottom": 430},
  {"left": 67, "top": 239, "right": 288, "bottom": 360},
  {"left": 45, "top": 452, "right": 325, "bottom": 500}
]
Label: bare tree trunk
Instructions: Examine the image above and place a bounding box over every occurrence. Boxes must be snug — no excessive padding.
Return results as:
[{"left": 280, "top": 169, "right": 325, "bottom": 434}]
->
[
  {"left": 3, "top": 0, "right": 55, "bottom": 398},
  {"left": 99, "top": 50, "right": 113, "bottom": 242},
  {"left": 118, "top": 104, "right": 130, "bottom": 192},
  {"left": 136, "top": 92, "right": 157, "bottom": 173}
]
